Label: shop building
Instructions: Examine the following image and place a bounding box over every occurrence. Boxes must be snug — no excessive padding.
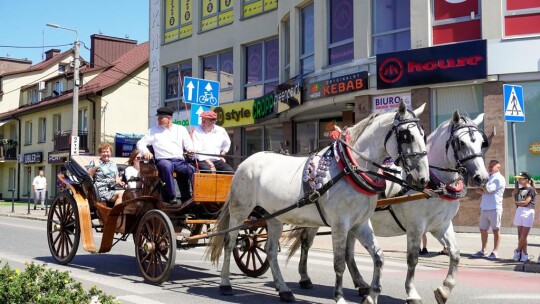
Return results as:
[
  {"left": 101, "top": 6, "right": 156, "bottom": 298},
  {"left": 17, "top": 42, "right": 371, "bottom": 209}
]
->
[{"left": 150, "top": 0, "right": 540, "bottom": 228}]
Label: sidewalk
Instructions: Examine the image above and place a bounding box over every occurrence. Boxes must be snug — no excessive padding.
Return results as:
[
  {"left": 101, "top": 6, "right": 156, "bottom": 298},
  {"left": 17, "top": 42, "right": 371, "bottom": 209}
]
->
[{"left": 2, "top": 202, "right": 540, "bottom": 273}]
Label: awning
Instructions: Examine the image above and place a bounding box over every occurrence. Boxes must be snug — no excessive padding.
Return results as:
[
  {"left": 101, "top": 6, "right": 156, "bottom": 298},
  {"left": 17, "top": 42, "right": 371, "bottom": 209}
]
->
[{"left": 0, "top": 119, "right": 14, "bottom": 127}]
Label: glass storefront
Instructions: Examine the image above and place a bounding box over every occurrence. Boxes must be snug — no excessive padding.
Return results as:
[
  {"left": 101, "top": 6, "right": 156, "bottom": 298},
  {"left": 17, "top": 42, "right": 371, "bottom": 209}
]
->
[
  {"left": 295, "top": 117, "right": 342, "bottom": 155},
  {"left": 431, "top": 85, "right": 483, "bottom": 129}
]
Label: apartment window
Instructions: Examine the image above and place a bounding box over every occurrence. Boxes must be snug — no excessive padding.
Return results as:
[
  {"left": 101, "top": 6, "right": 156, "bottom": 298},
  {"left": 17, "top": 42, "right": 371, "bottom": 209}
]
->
[
  {"left": 52, "top": 114, "right": 61, "bottom": 134},
  {"left": 372, "top": 0, "right": 411, "bottom": 55},
  {"left": 24, "top": 121, "right": 32, "bottom": 145},
  {"left": 300, "top": 3, "right": 315, "bottom": 75},
  {"left": 53, "top": 81, "right": 64, "bottom": 95},
  {"left": 27, "top": 89, "right": 39, "bottom": 104},
  {"left": 164, "top": 61, "right": 192, "bottom": 111},
  {"left": 58, "top": 65, "right": 66, "bottom": 73},
  {"left": 283, "top": 18, "right": 291, "bottom": 81},
  {"left": 242, "top": 0, "right": 278, "bottom": 19},
  {"left": 328, "top": 0, "right": 354, "bottom": 65},
  {"left": 203, "top": 50, "right": 234, "bottom": 103},
  {"left": 432, "top": 0, "right": 481, "bottom": 45},
  {"left": 201, "top": 0, "right": 234, "bottom": 32},
  {"left": 78, "top": 108, "right": 88, "bottom": 133},
  {"left": 38, "top": 117, "right": 46, "bottom": 143},
  {"left": 163, "top": 0, "right": 193, "bottom": 43},
  {"left": 504, "top": 0, "right": 540, "bottom": 37},
  {"left": 245, "top": 38, "right": 279, "bottom": 99}
]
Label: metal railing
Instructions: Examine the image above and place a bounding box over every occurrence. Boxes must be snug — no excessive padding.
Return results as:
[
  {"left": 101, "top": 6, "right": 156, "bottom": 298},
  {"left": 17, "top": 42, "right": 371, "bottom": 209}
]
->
[
  {"left": 0, "top": 141, "right": 17, "bottom": 160},
  {"left": 53, "top": 131, "right": 88, "bottom": 151}
]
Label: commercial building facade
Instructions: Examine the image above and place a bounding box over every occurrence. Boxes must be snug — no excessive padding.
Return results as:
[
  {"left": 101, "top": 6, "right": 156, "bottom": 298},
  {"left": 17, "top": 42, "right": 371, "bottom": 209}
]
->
[{"left": 150, "top": 0, "right": 540, "bottom": 228}]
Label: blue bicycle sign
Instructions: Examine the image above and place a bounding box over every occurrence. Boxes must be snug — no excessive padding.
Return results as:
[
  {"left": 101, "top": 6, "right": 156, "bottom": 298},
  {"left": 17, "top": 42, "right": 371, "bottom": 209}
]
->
[
  {"left": 198, "top": 91, "right": 218, "bottom": 105},
  {"left": 183, "top": 77, "right": 220, "bottom": 106}
]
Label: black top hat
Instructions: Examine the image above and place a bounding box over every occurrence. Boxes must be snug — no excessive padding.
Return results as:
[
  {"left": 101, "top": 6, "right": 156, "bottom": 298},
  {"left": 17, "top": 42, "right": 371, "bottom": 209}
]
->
[{"left": 156, "top": 107, "right": 174, "bottom": 116}]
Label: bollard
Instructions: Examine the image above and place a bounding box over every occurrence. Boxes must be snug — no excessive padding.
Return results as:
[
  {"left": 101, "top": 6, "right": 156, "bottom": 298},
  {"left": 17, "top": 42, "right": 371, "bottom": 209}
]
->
[
  {"left": 9, "top": 189, "right": 15, "bottom": 213},
  {"left": 27, "top": 190, "right": 31, "bottom": 215},
  {"left": 44, "top": 191, "right": 49, "bottom": 216}
]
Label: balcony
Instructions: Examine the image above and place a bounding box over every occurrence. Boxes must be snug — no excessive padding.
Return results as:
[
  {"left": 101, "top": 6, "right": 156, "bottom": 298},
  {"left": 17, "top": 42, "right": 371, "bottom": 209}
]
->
[
  {"left": 53, "top": 131, "right": 88, "bottom": 152},
  {"left": 0, "top": 139, "right": 17, "bottom": 161}
]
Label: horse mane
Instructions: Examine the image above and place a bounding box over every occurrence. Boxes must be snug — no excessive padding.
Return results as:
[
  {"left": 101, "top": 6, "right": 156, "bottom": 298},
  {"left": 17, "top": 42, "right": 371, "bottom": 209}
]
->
[{"left": 346, "top": 113, "right": 380, "bottom": 143}]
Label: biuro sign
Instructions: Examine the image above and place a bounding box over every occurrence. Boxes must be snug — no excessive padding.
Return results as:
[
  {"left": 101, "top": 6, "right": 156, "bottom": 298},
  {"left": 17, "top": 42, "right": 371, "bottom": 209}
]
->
[
  {"left": 376, "top": 40, "right": 487, "bottom": 89},
  {"left": 308, "top": 71, "right": 368, "bottom": 100},
  {"left": 212, "top": 99, "right": 255, "bottom": 128}
]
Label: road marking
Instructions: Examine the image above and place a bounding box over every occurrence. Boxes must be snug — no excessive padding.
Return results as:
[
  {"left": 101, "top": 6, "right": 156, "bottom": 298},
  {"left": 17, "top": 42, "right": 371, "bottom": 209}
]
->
[
  {"left": 478, "top": 294, "right": 540, "bottom": 300},
  {"left": 116, "top": 295, "right": 166, "bottom": 304},
  {"left": 0, "top": 222, "right": 43, "bottom": 230}
]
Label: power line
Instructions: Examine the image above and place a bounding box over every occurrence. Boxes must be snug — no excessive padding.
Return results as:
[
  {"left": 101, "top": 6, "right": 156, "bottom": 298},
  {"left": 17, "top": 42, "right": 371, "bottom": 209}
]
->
[{"left": 0, "top": 43, "right": 73, "bottom": 49}]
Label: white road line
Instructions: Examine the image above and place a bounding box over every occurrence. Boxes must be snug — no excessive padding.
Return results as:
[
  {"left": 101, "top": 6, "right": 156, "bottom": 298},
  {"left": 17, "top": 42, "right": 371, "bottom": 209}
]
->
[
  {"left": 477, "top": 294, "right": 540, "bottom": 300},
  {"left": 116, "top": 295, "right": 166, "bottom": 304}
]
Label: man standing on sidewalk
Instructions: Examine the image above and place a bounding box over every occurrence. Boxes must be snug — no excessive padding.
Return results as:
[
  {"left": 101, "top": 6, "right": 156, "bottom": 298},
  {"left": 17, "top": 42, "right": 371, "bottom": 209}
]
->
[
  {"left": 32, "top": 170, "right": 47, "bottom": 210},
  {"left": 472, "top": 160, "right": 506, "bottom": 260}
]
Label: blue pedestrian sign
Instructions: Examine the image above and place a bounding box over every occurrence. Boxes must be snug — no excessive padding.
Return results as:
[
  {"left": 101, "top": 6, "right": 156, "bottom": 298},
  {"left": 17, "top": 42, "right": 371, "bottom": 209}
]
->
[
  {"left": 183, "top": 77, "right": 220, "bottom": 106},
  {"left": 504, "top": 84, "right": 525, "bottom": 122},
  {"left": 190, "top": 105, "right": 210, "bottom": 127}
]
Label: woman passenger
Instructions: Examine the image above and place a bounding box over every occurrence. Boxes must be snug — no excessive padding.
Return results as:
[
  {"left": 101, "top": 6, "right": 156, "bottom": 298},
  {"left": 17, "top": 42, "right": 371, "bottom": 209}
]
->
[{"left": 86, "top": 143, "right": 125, "bottom": 206}]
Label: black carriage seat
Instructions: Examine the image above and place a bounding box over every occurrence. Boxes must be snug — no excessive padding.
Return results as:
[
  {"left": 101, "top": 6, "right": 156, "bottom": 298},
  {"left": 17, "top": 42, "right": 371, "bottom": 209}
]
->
[{"left": 64, "top": 160, "right": 100, "bottom": 203}]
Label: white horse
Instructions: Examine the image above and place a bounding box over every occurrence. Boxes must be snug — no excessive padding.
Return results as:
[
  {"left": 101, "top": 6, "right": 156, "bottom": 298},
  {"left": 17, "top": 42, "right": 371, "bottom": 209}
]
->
[
  {"left": 287, "top": 111, "right": 489, "bottom": 304},
  {"left": 207, "top": 101, "right": 430, "bottom": 304}
]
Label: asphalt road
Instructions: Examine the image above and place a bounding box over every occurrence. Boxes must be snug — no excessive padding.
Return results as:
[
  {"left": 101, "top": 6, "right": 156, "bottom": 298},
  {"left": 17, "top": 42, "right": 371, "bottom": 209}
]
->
[{"left": 1, "top": 216, "right": 540, "bottom": 304}]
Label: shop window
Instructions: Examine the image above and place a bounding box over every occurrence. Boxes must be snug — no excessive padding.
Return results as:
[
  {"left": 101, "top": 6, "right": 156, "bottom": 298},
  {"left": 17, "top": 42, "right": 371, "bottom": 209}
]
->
[
  {"left": 38, "top": 117, "right": 46, "bottom": 143},
  {"left": 504, "top": 0, "right": 540, "bottom": 37},
  {"left": 328, "top": 0, "right": 354, "bottom": 65},
  {"left": 164, "top": 61, "right": 192, "bottom": 111},
  {"left": 163, "top": 0, "right": 193, "bottom": 43},
  {"left": 202, "top": 50, "right": 234, "bottom": 103},
  {"left": 319, "top": 118, "right": 342, "bottom": 147},
  {"left": 431, "top": 85, "right": 483, "bottom": 130},
  {"left": 244, "top": 126, "right": 263, "bottom": 156},
  {"left": 264, "top": 124, "right": 284, "bottom": 152},
  {"left": 295, "top": 118, "right": 343, "bottom": 155},
  {"left": 200, "top": 0, "right": 234, "bottom": 33},
  {"left": 300, "top": 3, "right": 315, "bottom": 75},
  {"left": 24, "top": 121, "right": 32, "bottom": 145},
  {"left": 505, "top": 81, "right": 540, "bottom": 184},
  {"left": 372, "top": 0, "right": 410, "bottom": 55},
  {"left": 245, "top": 38, "right": 279, "bottom": 99},
  {"left": 432, "top": 0, "right": 481, "bottom": 45},
  {"left": 242, "top": 0, "right": 278, "bottom": 19}
]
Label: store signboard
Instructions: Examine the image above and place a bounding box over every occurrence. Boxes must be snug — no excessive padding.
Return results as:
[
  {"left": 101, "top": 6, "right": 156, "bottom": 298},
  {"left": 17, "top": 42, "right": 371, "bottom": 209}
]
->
[
  {"left": 212, "top": 99, "right": 254, "bottom": 128},
  {"left": 115, "top": 133, "right": 144, "bottom": 157},
  {"left": 376, "top": 40, "right": 487, "bottom": 89},
  {"left": 23, "top": 152, "right": 42, "bottom": 164},
  {"left": 307, "top": 71, "right": 368, "bottom": 100},
  {"left": 372, "top": 93, "right": 411, "bottom": 113},
  {"left": 48, "top": 152, "right": 68, "bottom": 164},
  {"left": 252, "top": 80, "right": 302, "bottom": 123}
]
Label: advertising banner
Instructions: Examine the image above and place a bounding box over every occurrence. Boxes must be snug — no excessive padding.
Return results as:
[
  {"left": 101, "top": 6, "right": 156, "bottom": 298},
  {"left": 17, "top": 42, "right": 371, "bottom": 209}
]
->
[{"left": 307, "top": 71, "right": 368, "bottom": 100}]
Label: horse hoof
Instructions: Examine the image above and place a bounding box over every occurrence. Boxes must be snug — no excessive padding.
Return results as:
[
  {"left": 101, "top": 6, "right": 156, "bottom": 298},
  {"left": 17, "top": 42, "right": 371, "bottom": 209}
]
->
[
  {"left": 434, "top": 287, "right": 448, "bottom": 304},
  {"left": 219, "top": 285, "right": 233, "bottom": 295},
  {"left": 358, "top": 287, "right": 370, "bottom": 296},
  {"left": 279, "top": 291, "right": 296, "bottom": 302},
  {"left": 406, "top": 299, "right": 423, "bottom": 304},
  {"left": 299, "top": 279, "right": 313, "bottom": 289}
]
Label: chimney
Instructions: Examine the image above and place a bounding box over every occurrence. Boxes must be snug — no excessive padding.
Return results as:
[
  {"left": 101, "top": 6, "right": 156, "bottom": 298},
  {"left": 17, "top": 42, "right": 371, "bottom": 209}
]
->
[
  {"left": 90, "top": 34, "right": 137, "bottom": 68},
  {"left": 45, "top": 49, "right": 61, "bottom": 61}
]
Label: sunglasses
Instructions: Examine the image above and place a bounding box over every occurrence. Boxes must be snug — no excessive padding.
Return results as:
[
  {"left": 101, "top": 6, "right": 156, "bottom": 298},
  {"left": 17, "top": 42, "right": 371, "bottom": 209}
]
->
[{"left": 135, "top": 156, "right": 142, "bottom": 160}]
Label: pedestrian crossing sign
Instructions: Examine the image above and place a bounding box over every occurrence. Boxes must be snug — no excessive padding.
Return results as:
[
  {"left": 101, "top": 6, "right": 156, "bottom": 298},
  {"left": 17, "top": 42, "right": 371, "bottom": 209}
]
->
[{"left": 503, "top": 84, "right": 525, "bottom": 122}]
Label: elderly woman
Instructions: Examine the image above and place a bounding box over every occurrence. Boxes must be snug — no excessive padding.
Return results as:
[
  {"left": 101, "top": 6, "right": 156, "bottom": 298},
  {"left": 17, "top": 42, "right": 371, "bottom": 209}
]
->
[
  {"left": 86, "top": 143, "right": 125, "bottom": 205},
  {"left": 191, "top": 110, "right": 233, "bottom": 173}
]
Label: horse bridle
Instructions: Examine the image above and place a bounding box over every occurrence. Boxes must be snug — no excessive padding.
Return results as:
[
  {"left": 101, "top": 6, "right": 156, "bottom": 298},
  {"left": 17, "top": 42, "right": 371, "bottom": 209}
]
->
[
  {"left": 384, "top": 110, "right": 427, "bottom": 172},
  {"left": 445, "top": 120, "right": 489, "bottom": 169}
]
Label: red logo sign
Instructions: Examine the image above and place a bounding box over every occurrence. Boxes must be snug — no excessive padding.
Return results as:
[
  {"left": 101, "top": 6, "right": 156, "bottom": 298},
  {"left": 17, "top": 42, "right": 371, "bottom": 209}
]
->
[{"left": 378, "top": 58, "right": 404, "bottom": 84}]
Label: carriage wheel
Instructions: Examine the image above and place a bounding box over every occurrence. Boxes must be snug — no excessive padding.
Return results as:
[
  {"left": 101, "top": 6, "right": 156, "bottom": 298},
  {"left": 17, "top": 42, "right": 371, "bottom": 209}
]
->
[
  {"left": 47, "top": 191, "right": 80, "bottom": 265},
  {"left": 135, "top": 210, "right": 176, "bottom": 284},
  {"left": 233, "top": 212, "right": 270, "bottom": 277}
]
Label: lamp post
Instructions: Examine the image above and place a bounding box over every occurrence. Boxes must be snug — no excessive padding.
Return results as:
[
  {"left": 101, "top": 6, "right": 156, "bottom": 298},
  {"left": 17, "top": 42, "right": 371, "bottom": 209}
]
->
[{"left": 46, "top": 23, "right": 80, "bottom": 155}]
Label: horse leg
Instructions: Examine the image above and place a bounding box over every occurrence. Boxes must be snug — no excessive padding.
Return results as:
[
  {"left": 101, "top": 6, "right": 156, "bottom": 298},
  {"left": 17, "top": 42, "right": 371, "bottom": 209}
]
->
[
  {"left": 404, "top": 229, "right": 424, "bottom": 304},
  {"left": 266, "top": 218, "right": 295, "bottom": 302},
  {"left": 219, "top": 217, "right": 242, "bottom": 295},
  {"left": 354, "top": 223, "right": 383, "bottom": 304},
  {"left": 344, "top": 230, "right": 371, "bottom": 297},
  {"left": 298, "top": 227, "right": 318, "bottom": 289},
  {"left": 331, "top": 226, "right": 350, "bottom": 304},
  {"left": 433, "top": 223, "right": 460, "bottom": 304}
]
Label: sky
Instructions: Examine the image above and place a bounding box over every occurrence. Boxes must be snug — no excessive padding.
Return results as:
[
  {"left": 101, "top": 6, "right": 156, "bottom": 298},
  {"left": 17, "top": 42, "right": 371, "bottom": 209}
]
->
[{"left": 0, "top": 0, "right": 149, "bottom": 65}]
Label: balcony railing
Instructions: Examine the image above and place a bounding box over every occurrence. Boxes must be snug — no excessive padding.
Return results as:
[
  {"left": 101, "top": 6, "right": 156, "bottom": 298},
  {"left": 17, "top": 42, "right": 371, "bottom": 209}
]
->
[
  {"left": 0, "top": 140, "right": 17, "bottom": 161},
  {"left": 53, "top": 131, "right": 88, "bottom": 151}
]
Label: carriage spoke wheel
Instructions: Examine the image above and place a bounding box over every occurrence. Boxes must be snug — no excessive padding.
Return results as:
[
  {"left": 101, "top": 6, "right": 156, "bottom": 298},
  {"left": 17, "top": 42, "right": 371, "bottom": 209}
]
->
[
  {"left": 46, "top": 191, "right": 80, "bottom": 265},
  {"left": 233, "top": 213, "right": 270, "bottom": 277},
  {"left": 135, "top": 210, "right": 176, "bottom": 285}
]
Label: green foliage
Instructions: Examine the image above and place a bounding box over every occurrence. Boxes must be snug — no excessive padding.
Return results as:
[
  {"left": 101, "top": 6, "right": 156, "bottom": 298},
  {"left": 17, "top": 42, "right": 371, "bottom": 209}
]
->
[{"left": 0, "top": 259, "right": 120, "bottom": 304}]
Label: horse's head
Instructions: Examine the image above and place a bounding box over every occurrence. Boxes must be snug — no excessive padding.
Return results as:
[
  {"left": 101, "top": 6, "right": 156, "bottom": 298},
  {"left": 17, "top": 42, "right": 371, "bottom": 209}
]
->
[
  {"left": 383, "top": 101, "right": 430, "bottom": 190},
  {"left": 442, "top": 111, "right": 489, "bottom": 186}
]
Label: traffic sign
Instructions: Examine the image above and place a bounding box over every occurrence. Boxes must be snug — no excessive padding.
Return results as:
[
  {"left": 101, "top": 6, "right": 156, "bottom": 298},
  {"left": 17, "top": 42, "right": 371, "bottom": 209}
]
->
[
  {"left": 190, "top": 105, "right": 210, "bottom": 127},
  {"left": 504, "top": 84, "right": 525, "bottom": 122},
  {"left": 70, "top": 136, "right": 80, "bottom": 156},
  {"left": 183, "top": 77, "right": 220, "bottom": 106}
]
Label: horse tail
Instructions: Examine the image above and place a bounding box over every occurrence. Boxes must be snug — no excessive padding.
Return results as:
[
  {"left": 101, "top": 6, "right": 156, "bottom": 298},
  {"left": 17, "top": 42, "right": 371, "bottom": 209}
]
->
[
  {"left": 284, "top": 226, "right": 304, "bottom": 262},
  {"left": 205, "top": 197, "right": 231, "bottom": 265}
]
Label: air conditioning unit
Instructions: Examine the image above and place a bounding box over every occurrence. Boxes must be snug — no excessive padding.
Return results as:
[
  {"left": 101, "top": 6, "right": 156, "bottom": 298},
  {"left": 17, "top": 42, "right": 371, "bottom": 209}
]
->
[{"left": 38, "top": 81, "right": 46, "bottom": 91}]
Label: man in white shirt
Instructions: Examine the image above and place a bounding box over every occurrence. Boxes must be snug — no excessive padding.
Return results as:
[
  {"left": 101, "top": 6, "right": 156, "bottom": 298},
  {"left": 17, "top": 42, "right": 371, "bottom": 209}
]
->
[
  {"left": 472, "top": 160, "right": 506, "bottom": 260},
  {"left": 191, "top": 110, "right": 233, "bottom": 173},
  {"left": 32, "top": 170, "right": 47, "bottom": 210},
  {"left": 137, "top": 107, "right": 194, "bottom": 204}
]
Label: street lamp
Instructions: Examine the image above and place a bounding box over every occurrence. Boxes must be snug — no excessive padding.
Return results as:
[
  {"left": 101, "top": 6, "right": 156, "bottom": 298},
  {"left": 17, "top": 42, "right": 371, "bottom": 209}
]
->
[{"left": 46, "top": 23, "right": 80, "bottom": 155}]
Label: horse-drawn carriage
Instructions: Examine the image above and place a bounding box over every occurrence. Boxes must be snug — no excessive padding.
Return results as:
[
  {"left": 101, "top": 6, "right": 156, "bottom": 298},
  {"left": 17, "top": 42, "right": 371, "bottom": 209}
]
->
[{"left": 46, "top": 155, "right": 269, "bottom": 284}]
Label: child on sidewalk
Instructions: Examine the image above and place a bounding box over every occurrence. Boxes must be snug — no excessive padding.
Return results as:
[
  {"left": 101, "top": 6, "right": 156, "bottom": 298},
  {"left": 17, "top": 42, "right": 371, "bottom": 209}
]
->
[{"left": 511, "top": 171, "right": 537, "bottom": 262}]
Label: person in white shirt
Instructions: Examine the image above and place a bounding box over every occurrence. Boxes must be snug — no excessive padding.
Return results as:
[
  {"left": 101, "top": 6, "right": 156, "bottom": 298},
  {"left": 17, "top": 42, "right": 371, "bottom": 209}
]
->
[
  {"left": 125, "top": 149, "right": 142, "bottom": 189},
  {"left": 137, "top": 107, "right": 194, "bottom": 204},
  {"left": 472, "top": 160, "right": 506, "bottom": 260},
  {"left": 32, "top": 170, "right": 47, "bottom": 210},
  {"left": 192, "top": 110, "right": 233, "bottom": 173}
]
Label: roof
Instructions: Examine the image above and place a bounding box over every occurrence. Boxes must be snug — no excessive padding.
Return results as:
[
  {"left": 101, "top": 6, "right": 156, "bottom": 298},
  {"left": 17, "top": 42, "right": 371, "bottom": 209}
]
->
[
  {"left": 0, "top": 41, "right": 149, "bottom": 120},
  {"left": 0, "top": 49, "right": 73, "bottom": 77}
]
